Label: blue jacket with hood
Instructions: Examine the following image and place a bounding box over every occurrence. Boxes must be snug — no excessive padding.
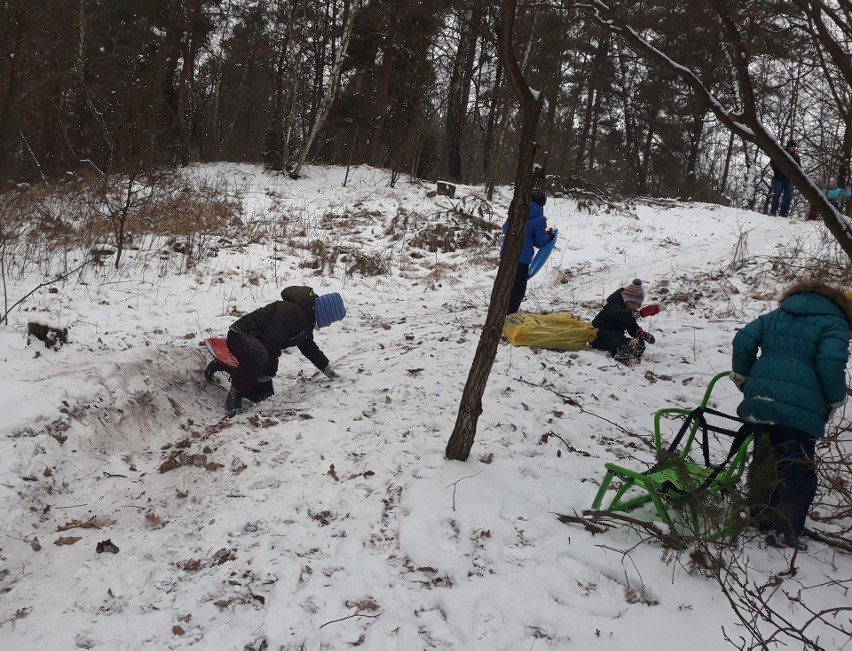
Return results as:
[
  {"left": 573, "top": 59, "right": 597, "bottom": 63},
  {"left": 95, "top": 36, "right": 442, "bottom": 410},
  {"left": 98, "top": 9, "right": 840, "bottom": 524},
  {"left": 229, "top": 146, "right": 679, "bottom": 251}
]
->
[
  {"left": 501, "top": 202, "right": 550, "bottom": 265},
  {"left": 732, "top": 284, "right": 852, "bottom": 437}
]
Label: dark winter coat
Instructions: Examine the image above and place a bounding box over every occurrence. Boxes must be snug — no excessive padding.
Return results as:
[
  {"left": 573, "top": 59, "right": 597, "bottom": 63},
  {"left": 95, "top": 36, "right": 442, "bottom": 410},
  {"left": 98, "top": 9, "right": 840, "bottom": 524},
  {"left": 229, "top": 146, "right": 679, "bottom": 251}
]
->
[
  {"left": 501, "top": 202, "right": 550, "bottom": 265},
  {"left": 771, "top": 150, "right": 801, "bottom": 183},
  {"left": 229, "top": 286, "right": 328, "bottom": 375},
  {"left": 732, "top": 283, "right": 852, "bottom": 438},
  {"left": 591, "top": 289, "right": 642, "bottom": 338}
]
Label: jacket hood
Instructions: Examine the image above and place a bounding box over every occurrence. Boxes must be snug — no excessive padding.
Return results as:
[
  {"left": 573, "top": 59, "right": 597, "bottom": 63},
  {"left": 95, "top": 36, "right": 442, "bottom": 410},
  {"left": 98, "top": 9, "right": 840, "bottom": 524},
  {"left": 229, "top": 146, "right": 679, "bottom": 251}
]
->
[
  {"left": 280, "top": 286, "right": 317, "bottom": 315},
  {"left": 780, "top": 282, "right": 852, "bottom": 326},
  {"left": 529, "top": 202, "right": 544, "bottom": 220}
]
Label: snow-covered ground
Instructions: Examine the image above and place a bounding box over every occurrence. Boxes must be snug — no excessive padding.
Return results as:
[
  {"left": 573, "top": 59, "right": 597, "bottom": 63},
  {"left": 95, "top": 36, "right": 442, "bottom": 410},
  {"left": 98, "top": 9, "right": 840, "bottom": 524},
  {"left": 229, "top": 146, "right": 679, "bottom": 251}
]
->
[{"left": 0, "top": 164, "right": 848, "bottom": 650}]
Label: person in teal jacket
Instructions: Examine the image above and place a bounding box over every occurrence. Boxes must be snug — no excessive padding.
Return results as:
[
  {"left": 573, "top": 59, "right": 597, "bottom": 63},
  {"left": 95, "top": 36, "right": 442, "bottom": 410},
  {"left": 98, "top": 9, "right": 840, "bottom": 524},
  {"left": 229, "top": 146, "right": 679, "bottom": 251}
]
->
[
  {"left": 826, "top": 178, "right": 851, "bottom": 210},
  {"left": 731, "top": 282, "right": 852, "bottom": 549}
]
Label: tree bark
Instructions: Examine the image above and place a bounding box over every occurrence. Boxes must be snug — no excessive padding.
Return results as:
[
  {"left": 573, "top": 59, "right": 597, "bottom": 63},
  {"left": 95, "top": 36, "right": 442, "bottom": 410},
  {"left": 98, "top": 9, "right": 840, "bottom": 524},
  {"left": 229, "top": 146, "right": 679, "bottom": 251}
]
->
[
  {"left": 445, "top": 2, "right": 482, "bottom": 182},
  {"left": 683, "top": 108, "right": 705, "bottom": 199},
  {"left": 446, "top": 0, "right": 543, "bottom": 462}
]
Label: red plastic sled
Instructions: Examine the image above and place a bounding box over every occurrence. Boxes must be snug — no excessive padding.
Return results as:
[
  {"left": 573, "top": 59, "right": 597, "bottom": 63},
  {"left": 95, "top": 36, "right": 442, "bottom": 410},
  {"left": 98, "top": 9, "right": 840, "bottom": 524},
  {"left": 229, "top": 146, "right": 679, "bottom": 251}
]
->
[{"left": 204, "top": 337, "right": 239, "bottom": 368}]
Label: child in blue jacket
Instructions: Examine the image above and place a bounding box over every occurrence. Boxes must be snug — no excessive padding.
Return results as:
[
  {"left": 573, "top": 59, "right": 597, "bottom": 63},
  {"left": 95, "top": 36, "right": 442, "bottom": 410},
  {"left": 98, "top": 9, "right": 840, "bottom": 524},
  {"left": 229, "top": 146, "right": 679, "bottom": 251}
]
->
[
  {"left": 502, "top": 188, "right": 553, "bottom": 314},
  {"left": 731, "top": 282, "right": 852, "bottom": 549}
]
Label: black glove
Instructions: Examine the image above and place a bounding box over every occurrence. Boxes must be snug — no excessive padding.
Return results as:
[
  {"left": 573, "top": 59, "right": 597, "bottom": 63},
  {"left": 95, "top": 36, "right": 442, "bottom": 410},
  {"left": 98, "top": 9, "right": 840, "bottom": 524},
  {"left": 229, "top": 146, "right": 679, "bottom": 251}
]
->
[{"left": 637, "top": 329, "right": 655, "bottom": 344}]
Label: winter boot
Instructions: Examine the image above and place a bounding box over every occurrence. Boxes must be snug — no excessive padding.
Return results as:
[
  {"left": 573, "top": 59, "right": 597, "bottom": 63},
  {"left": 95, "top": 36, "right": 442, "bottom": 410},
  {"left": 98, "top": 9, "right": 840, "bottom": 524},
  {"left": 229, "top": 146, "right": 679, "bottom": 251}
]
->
[
  {"left": 205, "top": 359, "right": 231, "bottom": 382},
  {"left": 613, "top": 338, "right": 645, "bottom": 366},
  {"left": 765, "top": 531, "right": 808, "bottom": 551},
  {"left": 225, "top": 387, "right": 243, "bottom": 413}
]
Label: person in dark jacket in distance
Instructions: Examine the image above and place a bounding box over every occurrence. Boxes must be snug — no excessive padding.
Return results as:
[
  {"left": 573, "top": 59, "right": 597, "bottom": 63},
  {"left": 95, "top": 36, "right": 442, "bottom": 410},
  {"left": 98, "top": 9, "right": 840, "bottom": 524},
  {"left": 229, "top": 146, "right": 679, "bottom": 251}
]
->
[
  {"left": 769, "top": 140, "right": 801, "bottom": 217},
  {"left": 590, "top": 278, "right": 660, "bottom": 364},
  {"left": 731, "top": 281, "right": 851, "bottom": 549},
  {"left": 224, "top": 286, "right": 346, "bottom": 412},
  {"left": 501, "top": 187, "right": 553, "bottom": 315}
]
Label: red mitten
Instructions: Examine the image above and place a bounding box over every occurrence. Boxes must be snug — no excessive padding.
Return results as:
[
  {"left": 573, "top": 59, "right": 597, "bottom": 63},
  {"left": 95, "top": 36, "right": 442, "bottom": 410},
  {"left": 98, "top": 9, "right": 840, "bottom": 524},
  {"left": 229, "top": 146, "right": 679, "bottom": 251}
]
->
[{"left": 639, "top": 304, "right": 660, "bottom": 318}]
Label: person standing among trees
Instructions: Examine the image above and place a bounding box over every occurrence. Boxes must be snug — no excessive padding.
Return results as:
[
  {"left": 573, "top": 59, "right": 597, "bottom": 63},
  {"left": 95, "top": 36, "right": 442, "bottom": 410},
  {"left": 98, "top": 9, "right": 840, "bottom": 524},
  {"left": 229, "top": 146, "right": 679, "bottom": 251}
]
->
[
  {"left": 769, "top": 140, "right": 801, "bottom": 218},
  {"left": 730, "top": 281, "right": 851, "bottom": 550},
  {"left": 502, "top": 188, "right": 553, "bottom": 314}
]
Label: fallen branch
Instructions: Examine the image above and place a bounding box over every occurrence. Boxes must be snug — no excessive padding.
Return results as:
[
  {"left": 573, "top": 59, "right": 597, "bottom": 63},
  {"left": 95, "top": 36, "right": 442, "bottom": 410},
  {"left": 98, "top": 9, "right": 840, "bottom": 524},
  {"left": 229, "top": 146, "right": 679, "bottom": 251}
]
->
[
  {"left": 579, "top": 509, "right": 693, "bottom": 549},
  {"left": 803, "top": 527, "right": 852, "bottom": 554},
  {"left": 517, "top": 377, "right": 653, "bottom": 449},
  {"left": 1, "top": 258, "right": 93, "bottom": 325},
  {"left": 446, "top": 471, "right": 482, "bottom": 512},
  {"left": 555, "top": 512, "right": 610, "bottom": 534},
  {"left": 318, "top": 611, "right": 381, "bottom": 630}
]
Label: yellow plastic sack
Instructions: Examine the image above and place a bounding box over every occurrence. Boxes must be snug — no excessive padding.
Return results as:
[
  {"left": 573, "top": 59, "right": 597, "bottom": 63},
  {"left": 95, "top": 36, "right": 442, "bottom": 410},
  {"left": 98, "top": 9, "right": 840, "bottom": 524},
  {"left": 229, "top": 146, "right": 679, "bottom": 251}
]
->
[{"left": 503, "top": 311, "right": 598, "bottom": 351}]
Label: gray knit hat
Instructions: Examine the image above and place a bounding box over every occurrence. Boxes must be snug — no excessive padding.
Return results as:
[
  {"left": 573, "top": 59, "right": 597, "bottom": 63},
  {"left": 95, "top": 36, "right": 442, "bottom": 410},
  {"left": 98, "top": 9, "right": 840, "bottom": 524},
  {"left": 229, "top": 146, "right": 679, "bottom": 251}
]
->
[{"left": 621, "top": 279, "right": 644, "bottom": 305}]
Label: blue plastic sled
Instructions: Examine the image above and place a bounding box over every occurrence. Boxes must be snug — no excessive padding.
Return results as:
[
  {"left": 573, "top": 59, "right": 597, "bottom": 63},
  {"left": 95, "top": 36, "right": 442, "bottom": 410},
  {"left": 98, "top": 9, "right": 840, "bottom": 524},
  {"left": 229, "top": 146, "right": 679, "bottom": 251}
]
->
[{"left": 528, "top": 229, "right": 558, "bottom": 278}]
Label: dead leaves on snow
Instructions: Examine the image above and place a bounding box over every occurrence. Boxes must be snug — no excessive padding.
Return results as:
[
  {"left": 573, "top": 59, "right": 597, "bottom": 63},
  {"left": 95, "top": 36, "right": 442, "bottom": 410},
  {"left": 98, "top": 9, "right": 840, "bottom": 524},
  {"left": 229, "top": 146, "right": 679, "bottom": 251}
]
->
[
  {"left": 159, "top": 451, "right": 225, "bottom": 473},
  {"left": 57, "top": 517, "right": 116, "bottom": 532},
  {"left": 176, "top": 547, "right": 237, "bottom": 573}
]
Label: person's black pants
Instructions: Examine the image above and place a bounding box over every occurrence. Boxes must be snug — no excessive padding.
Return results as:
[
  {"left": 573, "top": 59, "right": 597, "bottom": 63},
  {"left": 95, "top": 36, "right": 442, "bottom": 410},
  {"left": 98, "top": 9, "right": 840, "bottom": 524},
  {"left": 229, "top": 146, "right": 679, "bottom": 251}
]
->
[
  {"left": 747, "top": 424, "right": 817, "bottom": 541},
  {"left": 507, "top": 263, "right": 529, "bottom": 314},
  {"left": 590, "top": 329, "right": 631, "bottom": 354},
  {"left": 226, "top": 331, "right": 269, "bottom": 393}
]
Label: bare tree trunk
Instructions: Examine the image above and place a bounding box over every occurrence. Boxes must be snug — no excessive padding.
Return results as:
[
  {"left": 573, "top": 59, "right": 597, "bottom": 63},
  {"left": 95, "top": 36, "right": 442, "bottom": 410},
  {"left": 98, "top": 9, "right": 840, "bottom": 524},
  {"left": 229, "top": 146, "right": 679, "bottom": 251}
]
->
[
  {"left": 446, "top": 0, "right": 544, "bottom": 462},
  {"left": 575, "top": 36, "right": 607, "bottom": 169},
  {"left": 482, "top": 55, "right": 501, "bottom": 180},
  {"left": 367, "top": 24, "right": 396, "bottom": 167},
  {"left": 719, "top": 128, "right": 735, "bottom": 196},
  {"left": 485, "top": 7, "right": 538, "bottom": 198},
  {"left": 483, "top": 64, "right": 506, "bottom": 200},
  {"left": 290, "top": 0, "right": 357, "bottom": 178},
  {"left": 446, "top": 2, "right": 482, "bottom": 182},
  {"left": 265, "top": 1, "right": 295, "bottom": 170},
  {"left": 683, "top": 108, "right": 705, "bottom": 199},
  {"left": 615, "top": 42, "right": 641, "bottom": 192}
]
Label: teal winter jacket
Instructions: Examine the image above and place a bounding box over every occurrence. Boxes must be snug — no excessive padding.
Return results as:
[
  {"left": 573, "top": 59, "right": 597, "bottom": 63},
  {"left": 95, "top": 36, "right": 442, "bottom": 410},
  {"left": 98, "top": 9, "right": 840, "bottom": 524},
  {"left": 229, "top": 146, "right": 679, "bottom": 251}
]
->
[{"left": 732, "top": 287, "right": 851, "bottom": 437}]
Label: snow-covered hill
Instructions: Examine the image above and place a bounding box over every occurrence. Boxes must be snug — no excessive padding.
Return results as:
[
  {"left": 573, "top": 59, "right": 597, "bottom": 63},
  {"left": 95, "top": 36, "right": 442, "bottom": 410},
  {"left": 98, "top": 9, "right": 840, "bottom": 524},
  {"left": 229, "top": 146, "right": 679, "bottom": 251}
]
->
[{"left": 1, "top": 164, "right": 848, "bottom": 650}]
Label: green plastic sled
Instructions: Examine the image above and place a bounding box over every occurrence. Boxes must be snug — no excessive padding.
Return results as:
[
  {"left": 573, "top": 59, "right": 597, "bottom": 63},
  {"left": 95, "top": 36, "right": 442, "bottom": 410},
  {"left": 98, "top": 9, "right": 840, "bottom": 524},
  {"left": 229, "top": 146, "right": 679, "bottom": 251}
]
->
[{"left": 590, "top": 371, "right": 753, "bottom": 539}]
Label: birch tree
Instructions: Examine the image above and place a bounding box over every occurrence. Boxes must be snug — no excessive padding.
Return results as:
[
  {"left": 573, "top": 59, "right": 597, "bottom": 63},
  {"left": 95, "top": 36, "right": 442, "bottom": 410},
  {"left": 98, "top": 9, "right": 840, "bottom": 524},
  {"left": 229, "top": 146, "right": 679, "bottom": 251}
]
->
[{"left": 290, "top": 0, "right": 358, "bottom": 179}]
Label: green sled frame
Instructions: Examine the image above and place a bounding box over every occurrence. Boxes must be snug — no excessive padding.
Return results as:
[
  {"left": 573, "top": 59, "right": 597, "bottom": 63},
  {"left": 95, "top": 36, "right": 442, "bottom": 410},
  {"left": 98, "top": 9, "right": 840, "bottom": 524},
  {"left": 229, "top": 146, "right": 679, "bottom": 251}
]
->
[{"left": 590, "top": 371, "right": 754, "bottom": 539}]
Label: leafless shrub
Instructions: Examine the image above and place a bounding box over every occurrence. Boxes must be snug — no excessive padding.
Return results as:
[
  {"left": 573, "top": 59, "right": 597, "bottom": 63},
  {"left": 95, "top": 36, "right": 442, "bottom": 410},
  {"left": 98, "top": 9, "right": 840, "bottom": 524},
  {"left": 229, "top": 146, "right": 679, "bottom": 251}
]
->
[
  {"left": 409, "top": 214, "right": 499, "bottom": 253},
  {"left": 299, "top": 239, "right": 347, "bottom": 273},
  {"left": 810, "top": 421, "right": 852, "bottom": 540},
  {"left": 344, "top": 250, "right": 388, "bottom": 276},
  {"left": 384, "top": 207, "right": 425, "bottom": 241},
  {"left": 763, "top": 230, "right": 852, "bottom": 286}
]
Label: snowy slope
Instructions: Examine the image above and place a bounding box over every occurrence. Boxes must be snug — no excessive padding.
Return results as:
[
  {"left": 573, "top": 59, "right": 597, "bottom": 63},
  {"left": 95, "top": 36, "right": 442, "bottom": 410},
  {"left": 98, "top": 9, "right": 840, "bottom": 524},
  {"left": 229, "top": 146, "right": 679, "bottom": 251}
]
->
[{"left": 0, "top": 164, "right": 848, "bottom": 650}]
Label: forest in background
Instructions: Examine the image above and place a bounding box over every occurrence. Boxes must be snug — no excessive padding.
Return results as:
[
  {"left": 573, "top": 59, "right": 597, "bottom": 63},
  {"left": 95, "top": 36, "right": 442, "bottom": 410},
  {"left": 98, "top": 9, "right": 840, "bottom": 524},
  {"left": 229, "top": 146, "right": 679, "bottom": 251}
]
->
[{"left": 1, "top": 0, "right": 850, "bottom": 213}]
